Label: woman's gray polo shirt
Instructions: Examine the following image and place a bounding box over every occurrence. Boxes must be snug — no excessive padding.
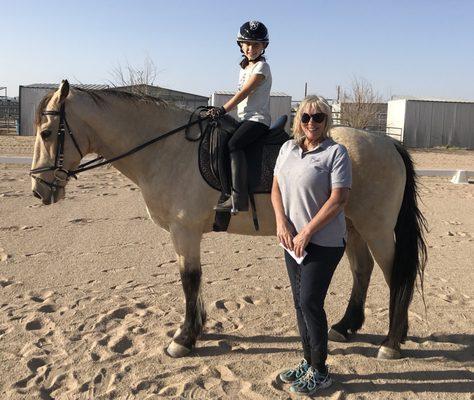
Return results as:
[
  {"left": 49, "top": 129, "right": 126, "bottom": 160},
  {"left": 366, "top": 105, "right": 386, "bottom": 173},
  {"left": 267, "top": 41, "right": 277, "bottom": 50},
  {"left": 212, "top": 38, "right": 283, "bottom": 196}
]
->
[{"left": 274, "top": 138, "right": 352, "bottom": 247}]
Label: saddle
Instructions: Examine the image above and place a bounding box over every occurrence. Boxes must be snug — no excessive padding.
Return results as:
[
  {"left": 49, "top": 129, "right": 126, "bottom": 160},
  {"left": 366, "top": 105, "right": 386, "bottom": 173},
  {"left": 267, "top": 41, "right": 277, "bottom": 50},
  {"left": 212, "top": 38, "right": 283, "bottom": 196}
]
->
[{"left": 197, "top": 114, "right": 290, "bottom": 231}]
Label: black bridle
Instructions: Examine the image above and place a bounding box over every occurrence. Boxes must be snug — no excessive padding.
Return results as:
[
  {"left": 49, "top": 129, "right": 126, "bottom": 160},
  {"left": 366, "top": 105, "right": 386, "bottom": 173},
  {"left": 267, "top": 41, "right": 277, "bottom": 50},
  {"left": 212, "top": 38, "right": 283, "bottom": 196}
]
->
[
  {"left": 30, "top": 104, "right": 211, "bottom": 192},
  {"left": 30, "top": 103, "right": 84, "bottom": 192}
]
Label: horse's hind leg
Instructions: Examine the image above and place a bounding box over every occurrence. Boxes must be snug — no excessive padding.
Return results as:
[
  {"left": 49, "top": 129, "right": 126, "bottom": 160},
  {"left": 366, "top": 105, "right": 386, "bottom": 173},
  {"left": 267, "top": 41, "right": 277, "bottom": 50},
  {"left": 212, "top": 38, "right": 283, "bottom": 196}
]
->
[
  {"left": 363, "top": 230, "right": 405, "bottom": 359},
  {"left": 166, "top": 224, "right": 206, "bottom": 358},
  {"left": 329, "top": 221, "right": 374, "bottom": 341}
]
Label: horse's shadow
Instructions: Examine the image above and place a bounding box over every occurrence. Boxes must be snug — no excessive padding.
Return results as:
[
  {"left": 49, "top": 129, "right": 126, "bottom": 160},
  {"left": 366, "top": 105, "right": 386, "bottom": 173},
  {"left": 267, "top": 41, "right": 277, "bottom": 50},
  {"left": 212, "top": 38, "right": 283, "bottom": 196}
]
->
[
  {"left": 332, "top": 369, "right": 474, "bottom": 394},
  {"left": 195, "top": 332, "right": 300, "bottom": 357},
  {"left": 195, "top": 332, "right": 474, "bottom": 394},
  {"left": 332, "top": 333, "right": 474, "bottom": 363},
  {"left": 195, "top": 332, "right": 474, "bottom": 363}
]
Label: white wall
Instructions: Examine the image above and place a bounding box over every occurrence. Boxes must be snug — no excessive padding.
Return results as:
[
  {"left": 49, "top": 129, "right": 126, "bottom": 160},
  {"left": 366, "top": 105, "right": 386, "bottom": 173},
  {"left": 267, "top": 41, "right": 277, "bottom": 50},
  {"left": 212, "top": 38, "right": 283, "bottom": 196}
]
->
[
  {"left": 19, "top": 86, "right": 54, "bottom": 136},
  {"left": 405, "top": 101, "right": 474, "bottom": 148},
  {"left": 386, "top": 99, "right": 406, "bottom": 142},
  {"left": 387, "top": 99, "right": 474, "bottom": 148}
]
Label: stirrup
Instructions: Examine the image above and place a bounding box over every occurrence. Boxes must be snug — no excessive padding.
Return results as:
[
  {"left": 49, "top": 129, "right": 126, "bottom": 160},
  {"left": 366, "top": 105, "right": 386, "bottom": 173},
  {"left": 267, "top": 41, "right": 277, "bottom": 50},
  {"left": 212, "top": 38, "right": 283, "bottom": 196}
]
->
[
  {"left": 230, "top": 195, "right": 238, "bottom": 215},
  {"left": 214, "top": 196, "right": 240, "bottom": 215}
]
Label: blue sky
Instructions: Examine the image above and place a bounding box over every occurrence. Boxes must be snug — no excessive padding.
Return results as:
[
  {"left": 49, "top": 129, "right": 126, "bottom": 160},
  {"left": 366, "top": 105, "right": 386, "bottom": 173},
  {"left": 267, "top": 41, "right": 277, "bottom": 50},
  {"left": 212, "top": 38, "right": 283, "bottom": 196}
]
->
[{"left": 2, "top": 0, "right": 474, "bottom": 100}]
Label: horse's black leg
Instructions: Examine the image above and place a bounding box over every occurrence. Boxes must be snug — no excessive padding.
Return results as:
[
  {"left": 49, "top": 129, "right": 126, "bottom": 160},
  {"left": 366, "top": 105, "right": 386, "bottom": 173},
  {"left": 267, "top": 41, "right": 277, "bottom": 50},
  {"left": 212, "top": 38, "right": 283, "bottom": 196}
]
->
[
  {"left": 362, "top": 228, "right": 404, "bottom": 359},
  {"left": 167, "top": 225, "right": 205, "bottom": 357},
  {"left": 330, "top": 223, "right": 374, "bottom": 341}
]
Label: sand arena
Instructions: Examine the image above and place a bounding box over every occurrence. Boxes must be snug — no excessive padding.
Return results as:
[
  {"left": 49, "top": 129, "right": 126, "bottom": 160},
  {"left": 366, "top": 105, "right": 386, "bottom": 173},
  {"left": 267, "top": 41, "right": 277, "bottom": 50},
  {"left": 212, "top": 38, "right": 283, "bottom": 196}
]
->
[{"left": 1, "top": 136, "right": 473, "bottom": 399}]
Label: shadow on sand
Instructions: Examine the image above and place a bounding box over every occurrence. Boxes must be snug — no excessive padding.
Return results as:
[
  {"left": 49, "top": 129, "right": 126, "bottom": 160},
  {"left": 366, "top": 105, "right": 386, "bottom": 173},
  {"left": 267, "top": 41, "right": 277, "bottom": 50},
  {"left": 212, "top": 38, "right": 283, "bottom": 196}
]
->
[{"left": 193, "top": 332, "right": 474, "bottom": 394}]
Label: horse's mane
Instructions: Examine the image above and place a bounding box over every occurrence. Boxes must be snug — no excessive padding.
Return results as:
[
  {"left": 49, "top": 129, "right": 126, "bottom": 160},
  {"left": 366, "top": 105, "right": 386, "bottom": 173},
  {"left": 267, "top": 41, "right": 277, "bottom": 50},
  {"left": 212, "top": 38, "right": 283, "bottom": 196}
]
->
[
  {"left": 35, "top": 87, "right": 170, "bottom": 127},
  {"left": 75, "top": 87, "right": 168, "bottom": 108}
]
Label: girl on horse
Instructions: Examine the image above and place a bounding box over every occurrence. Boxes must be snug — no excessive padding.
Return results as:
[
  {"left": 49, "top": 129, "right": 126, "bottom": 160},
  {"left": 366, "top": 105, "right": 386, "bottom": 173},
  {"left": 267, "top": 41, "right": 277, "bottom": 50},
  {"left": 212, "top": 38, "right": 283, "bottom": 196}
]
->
[{"left": 209, "top": 20, "right": 272, "bottom": 213}]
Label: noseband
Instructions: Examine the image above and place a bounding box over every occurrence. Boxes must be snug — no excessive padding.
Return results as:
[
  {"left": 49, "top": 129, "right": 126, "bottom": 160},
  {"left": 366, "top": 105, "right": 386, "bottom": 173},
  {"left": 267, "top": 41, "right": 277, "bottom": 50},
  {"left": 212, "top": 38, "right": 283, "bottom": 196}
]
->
[{"left": 29, "top": 103, "right": 84, "bottom": 192}]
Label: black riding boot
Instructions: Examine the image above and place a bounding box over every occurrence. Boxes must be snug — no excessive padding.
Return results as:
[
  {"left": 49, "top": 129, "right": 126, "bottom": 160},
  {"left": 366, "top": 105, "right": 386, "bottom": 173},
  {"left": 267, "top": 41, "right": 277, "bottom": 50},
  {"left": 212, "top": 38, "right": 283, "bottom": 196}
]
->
[
  {"left": 214, "top": 150, "right": 248, "bottom": 213},
  {"left": 216, "top": 141, "right": 232, "bottom": 202}
]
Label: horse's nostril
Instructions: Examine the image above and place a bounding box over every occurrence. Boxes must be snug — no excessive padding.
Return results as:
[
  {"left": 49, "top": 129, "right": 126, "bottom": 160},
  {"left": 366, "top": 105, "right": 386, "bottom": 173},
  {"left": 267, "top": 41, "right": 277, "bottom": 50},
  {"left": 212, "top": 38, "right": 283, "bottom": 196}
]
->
[{"left": 33, "top": 191, "right": 42, "bottom": 199}]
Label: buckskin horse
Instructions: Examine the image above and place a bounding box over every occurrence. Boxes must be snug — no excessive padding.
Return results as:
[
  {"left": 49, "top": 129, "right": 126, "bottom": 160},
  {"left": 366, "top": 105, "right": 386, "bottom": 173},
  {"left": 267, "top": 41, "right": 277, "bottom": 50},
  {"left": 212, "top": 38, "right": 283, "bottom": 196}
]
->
[{"left": 30, "top": 81, "right": 427, "bottom": 360}]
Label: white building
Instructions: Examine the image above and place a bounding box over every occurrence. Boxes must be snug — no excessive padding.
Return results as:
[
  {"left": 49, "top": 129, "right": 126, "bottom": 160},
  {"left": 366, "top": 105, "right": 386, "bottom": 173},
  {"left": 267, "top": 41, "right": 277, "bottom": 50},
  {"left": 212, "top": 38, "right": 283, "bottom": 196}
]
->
[
  {"left": 210, "top": 91, "right": 292, "bottom": 131},
  {"left": 19, "top": 83, "right": 109, "bottom": 136},
  {"left": 387, "top": 98, "right": 474, "bottom": 148}
]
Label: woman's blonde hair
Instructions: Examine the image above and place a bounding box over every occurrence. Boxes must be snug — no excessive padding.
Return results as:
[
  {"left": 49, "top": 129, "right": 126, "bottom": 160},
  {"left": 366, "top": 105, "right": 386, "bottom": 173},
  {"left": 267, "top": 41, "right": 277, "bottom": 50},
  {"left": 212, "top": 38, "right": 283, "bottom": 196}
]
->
[{"left": 292, "top": 95, "right": 333, "bottom": 144}]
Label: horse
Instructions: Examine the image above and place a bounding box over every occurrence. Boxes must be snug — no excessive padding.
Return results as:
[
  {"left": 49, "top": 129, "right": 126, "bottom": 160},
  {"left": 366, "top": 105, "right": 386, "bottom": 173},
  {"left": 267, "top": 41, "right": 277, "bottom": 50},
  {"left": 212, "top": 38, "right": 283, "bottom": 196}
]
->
[{"left": 30, "top": 80, "right": 427, "bottom": 360}]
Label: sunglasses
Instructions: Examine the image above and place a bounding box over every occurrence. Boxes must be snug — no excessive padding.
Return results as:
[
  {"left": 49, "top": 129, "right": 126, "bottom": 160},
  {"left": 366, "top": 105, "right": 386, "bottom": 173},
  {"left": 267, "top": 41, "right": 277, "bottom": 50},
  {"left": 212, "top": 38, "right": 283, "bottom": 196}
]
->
[{"left": 301, "top": 113, "right": 326, "bottom": 124}]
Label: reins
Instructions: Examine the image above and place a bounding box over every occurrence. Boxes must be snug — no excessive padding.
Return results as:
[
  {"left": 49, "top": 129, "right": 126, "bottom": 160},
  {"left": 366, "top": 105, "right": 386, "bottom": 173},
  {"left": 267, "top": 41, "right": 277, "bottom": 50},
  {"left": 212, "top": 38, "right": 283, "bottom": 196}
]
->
[{"left": 30, "top": 104, "right": 214, "bottom": 187}]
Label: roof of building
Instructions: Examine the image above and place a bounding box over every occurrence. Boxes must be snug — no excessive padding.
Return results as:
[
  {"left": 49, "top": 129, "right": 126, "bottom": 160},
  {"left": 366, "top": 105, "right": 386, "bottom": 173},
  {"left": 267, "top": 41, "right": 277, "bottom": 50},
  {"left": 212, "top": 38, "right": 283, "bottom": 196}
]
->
[
  {"left": 115, "top": 84, "right": 208, "bottom": 99},
  {"left": 213, "top": 90, "right": 291, "bottom": 97},
  {"left": 390, "top": 95, "right": 474, "bottom": 104},
  {"left": 23, "top": 83, "right": 109, "bottom": 90}
]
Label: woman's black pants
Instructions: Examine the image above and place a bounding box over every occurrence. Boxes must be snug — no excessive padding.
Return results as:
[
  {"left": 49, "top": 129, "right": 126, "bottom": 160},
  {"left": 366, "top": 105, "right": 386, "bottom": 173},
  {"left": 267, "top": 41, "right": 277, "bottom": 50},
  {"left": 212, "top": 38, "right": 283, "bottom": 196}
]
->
[{"left": 285, "top": 242, "right": 345, "bottom": 373}]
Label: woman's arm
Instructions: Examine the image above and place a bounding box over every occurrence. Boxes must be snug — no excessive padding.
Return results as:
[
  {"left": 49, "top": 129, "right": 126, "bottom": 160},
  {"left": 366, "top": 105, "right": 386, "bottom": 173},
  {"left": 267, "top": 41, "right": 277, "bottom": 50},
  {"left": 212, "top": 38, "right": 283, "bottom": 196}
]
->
[
  {"left": 271, "top": 177, "right": 295, "bottom": 250},
  {"left": 223, "top": 73, "right": 265, "bottom": 112},
  {"left": 292, "top": 187, "right": 350, "bottom": 257}
]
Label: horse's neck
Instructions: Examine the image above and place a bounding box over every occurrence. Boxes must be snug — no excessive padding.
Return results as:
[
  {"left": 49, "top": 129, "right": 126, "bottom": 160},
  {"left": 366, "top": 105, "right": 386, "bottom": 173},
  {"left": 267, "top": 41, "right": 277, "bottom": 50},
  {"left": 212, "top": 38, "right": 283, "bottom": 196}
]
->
[{"left": 78, "top": 99, "right": 197, "bottom": 184}]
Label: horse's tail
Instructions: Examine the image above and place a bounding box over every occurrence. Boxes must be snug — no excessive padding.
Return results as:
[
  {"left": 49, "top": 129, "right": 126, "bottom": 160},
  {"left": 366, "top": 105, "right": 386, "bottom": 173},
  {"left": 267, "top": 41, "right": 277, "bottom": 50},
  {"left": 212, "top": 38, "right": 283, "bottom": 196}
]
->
[{"left": 389, "top": 141, "right": 428, "bottom": 346}]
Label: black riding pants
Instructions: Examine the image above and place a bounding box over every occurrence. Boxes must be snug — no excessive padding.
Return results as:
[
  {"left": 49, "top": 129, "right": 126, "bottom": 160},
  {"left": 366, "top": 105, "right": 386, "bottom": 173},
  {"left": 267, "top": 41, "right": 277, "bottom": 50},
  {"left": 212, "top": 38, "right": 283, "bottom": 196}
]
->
[
  {"left": 217, "top": 120, "right": 268, "bottom": 195},
  {"left": 227, "top": 120, "right": 268, "bottom": 153},
  {"left": 285, "top": 242, "right": 345, "bottom": 373}
]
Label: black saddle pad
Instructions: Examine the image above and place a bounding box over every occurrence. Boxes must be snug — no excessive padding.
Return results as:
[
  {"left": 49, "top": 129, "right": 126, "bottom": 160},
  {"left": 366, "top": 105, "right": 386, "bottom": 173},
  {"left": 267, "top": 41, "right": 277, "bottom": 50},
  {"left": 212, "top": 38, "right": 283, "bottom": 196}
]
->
[{"left": 198, "top": 115, "right": 290, "bottom": 194}]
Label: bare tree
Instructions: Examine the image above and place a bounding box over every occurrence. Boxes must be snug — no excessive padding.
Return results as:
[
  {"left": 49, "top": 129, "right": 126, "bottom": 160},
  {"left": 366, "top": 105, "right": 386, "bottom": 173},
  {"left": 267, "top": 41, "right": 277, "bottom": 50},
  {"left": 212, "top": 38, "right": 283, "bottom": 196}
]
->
[
  {"left": 339, "top": 77, "right": 384, "bottom": 129},
  {"left": 109, "top": 56, "right": 158, "bottom": 95}
]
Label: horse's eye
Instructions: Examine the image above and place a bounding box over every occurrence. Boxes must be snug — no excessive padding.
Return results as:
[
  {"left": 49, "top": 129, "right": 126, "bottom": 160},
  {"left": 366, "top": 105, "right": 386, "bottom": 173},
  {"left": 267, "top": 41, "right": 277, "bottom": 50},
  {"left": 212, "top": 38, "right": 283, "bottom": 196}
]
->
[{"left": 41, "top": 130, "right": 52, "bottom": 140}]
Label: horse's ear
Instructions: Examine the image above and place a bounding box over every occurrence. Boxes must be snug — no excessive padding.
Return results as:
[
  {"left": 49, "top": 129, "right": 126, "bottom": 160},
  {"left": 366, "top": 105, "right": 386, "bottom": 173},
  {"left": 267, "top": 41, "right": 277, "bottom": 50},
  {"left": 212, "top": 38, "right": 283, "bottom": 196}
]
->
[{"left": 58, "top": 80, "right": 70, "bottom": 103}]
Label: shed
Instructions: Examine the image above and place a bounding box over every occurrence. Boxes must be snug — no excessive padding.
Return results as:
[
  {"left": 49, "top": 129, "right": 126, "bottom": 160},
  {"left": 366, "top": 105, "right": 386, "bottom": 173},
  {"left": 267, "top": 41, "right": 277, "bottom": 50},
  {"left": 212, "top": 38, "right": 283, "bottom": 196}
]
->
[
  {"left": 210, "top": 91, "right": 292, "bottom": 131},
  {"left": 386, "top": 98, "right": 474, "bottom": 148},
  {"left": 19, "top": 83, "right": 109, "bottom": 136}
]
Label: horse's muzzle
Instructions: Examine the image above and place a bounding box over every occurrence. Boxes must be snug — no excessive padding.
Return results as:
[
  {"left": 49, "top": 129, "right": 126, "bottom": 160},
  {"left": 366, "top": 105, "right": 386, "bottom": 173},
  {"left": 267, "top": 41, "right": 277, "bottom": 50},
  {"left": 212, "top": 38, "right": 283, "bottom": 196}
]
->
[{"left": 31, "top": 179, "right": 65, "bottom": 205}]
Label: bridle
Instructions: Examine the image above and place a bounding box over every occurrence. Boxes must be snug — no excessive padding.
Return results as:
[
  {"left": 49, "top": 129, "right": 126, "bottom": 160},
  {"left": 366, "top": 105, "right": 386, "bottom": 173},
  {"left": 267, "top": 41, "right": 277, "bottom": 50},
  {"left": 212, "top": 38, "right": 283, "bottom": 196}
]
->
[
  {"left": 29, "top": 103, "right": 84, "bottom": 193},
  {"left": 30, "top": 103, "right": 213, "bottom": 193}
]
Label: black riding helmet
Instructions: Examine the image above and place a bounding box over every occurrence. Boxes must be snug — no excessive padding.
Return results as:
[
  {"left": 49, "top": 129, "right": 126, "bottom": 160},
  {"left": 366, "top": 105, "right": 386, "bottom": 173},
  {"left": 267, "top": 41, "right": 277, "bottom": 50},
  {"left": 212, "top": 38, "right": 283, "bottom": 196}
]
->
[{"left": 237, "top": 20, "right": 269, "bottom": 48}]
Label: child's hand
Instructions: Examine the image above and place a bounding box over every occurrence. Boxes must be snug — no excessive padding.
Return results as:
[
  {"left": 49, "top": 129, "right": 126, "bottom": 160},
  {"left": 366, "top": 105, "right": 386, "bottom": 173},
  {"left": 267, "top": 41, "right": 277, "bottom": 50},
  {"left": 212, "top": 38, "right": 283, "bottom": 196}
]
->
[{"left": 207, "top": 106, "right": 226, "bottom": 120}]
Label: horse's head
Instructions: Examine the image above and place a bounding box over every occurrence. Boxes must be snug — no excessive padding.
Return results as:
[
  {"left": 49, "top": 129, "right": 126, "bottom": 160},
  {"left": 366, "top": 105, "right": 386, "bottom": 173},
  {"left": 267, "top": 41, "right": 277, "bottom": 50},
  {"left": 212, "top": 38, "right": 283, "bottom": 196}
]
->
[{"left": 31, "top": 80, "right": 87, "bottom": 205}]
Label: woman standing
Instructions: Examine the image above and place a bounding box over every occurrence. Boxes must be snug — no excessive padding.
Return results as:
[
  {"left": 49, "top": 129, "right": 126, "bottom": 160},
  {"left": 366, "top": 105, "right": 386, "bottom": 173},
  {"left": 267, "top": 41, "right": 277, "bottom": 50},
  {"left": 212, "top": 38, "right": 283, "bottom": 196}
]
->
[
  {"left": 209, "top": 20, "right": 272, "bottom": 213},
  {"left": 271, "top": 96, "right": 352, "bottom": 395}
]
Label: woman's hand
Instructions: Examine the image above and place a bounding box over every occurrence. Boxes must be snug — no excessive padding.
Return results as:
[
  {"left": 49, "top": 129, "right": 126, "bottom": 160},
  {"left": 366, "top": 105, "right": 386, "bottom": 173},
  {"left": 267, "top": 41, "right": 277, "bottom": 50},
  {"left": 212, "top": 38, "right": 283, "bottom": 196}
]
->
[
  {"left": 293, "top": 227, "right": 312, "bottom": 258},
  {"left": 277, "top": 219, "right": 295, "bottom": 251}
]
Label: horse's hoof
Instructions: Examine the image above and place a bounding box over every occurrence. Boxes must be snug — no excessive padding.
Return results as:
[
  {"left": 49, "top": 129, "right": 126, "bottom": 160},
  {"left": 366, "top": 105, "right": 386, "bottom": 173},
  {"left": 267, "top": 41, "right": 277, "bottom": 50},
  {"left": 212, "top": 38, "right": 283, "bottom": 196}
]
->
[
  {"left": 377, "top": 345, "right": 401, "bottom": 360},
  {"left": 172, "top": 327, "right": 182, "bottom": 339},
  {"left": 328, "top": 328, "right": 348, "bottom": 342},
  {"left": 166, "top": 340, "right": 192, "bottom": 358}
]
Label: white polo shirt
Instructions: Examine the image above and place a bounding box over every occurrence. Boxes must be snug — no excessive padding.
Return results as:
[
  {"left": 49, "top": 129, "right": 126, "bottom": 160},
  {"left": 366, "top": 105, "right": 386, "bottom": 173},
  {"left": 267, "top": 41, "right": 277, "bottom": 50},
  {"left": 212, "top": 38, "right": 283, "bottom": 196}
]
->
[
  {"left": 237, "top": 60, "right": 272, "bottom": 127},
  {"left": 274, "top": 138, "right": 352, "bottom": 247}
]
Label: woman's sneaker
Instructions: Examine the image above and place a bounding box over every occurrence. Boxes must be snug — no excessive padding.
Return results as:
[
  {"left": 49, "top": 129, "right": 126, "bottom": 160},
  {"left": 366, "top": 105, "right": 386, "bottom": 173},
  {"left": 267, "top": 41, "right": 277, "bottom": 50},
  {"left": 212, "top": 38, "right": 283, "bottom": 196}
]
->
[
  {"left": 279, "top": 359, "right": 310, "bottom": 383},
  {"left": 289, "top": 366, "right": 332, "bottom": 395}
]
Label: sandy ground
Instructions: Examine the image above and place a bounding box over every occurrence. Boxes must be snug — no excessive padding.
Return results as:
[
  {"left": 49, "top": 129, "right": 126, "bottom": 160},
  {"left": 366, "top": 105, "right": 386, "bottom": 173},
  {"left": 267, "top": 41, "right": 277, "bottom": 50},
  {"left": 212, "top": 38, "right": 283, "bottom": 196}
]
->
[{"left": 1, "top": 137, "right": 473, "bottom": 399}]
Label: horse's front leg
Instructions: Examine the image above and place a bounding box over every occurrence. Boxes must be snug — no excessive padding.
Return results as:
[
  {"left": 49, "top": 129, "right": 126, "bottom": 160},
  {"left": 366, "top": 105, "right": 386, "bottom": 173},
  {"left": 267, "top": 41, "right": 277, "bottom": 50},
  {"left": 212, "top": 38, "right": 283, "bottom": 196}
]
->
[{"left": 166, "top": 224, "right": 206, "bottom": 358}]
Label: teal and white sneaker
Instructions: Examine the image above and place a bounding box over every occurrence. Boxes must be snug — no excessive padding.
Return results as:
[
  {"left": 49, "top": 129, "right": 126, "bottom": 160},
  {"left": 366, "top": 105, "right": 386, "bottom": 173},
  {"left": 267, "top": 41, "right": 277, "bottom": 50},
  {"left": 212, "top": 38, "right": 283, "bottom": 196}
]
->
[
  {"left": 279, "top": 359, "right": 310, "bottom": 384},
  {"left": 289, "top": 366, "right": 332, "bottom": 395}
]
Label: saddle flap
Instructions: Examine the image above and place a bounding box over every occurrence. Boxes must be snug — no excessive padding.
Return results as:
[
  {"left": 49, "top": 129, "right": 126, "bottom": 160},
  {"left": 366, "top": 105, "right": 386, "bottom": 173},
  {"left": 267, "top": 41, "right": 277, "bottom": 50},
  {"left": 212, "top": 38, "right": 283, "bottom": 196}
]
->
[{"left": 198, "top": 115, "right": 290, "bottom": 195}]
